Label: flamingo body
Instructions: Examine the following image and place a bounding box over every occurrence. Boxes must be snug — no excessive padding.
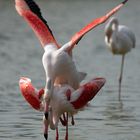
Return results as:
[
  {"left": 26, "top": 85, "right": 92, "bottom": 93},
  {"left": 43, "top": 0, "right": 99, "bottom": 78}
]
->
[
  {"left": 42, "top": 43, "right": 81, "bottom": 95},
  {"left": 105, "top": 17, "right": 135, "bottom": 98},
  {"left": 15, "top": 0, "right": 86, "bottom": 101},
  {"left": 105, "top": 17, "right": 135, "bottom": 55}
]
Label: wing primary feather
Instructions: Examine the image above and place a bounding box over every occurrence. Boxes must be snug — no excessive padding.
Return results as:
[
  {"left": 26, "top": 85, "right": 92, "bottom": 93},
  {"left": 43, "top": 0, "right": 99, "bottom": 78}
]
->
[{"left": 24, "top": 0, "right": 54, "bottom": 38}]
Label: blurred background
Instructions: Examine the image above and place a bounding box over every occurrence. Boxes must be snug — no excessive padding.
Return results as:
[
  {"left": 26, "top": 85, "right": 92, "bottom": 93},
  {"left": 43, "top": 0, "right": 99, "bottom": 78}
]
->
[{"left": 0, "top": 0, "right": 140, "bottom": 140}]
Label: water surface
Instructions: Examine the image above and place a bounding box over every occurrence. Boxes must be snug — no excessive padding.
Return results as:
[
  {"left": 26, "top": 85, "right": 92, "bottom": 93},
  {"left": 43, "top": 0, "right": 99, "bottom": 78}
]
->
[{"left": 0, "top": 0, "right": 140, "bottom": 140}]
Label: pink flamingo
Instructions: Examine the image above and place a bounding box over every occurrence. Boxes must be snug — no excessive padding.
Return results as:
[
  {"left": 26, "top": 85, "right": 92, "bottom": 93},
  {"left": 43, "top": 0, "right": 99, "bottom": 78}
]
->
[
  {"left": 15, "top": 0, "right": 86, "bottom": 125},
  {"left": 15, "top": 0, "right": 128, "bottom": 98},
  {"left": 19, "top": 77, "right": 105, "bottom": 140},
  {"left": 105, "top": 17, "right": 135, "bottom": 99},
  {"left": 15, "top": 0, "right": 128, "bottom": 139}
]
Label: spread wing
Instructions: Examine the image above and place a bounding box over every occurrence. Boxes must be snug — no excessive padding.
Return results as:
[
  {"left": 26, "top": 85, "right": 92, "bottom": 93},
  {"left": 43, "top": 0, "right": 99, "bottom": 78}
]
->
[
  {"left": 70, "top": 78, "right": 106, "bottom": 109},
  {"left": 15, "top": 0, "right": 59, "bottom": 48},
  {"left": 68, "top": 0, "right": 128, "bottom": 52}
]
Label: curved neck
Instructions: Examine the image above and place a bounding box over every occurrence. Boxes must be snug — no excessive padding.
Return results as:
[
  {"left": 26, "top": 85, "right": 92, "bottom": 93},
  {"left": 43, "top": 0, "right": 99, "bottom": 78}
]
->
[
  {"left": 105, "top": 18, "right": 119, "bottom": 42},
  {"left": 110, "top": 18, "right": 119, "bottom": 31}
]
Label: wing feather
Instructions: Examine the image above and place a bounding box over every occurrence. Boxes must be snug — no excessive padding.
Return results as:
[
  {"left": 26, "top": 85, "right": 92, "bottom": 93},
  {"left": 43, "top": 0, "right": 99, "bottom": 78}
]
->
[{"left": 15, "top": 0, "right": 59, "bottom": 48}]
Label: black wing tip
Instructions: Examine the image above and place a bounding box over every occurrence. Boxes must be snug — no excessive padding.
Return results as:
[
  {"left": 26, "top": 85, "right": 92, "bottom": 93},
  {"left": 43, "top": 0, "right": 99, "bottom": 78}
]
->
[
  {"left": 122, "top": 0, "right": 128, "bottom": 4},
  {"left": 24, "top": 0, "right": 54, "bottom": 37}
]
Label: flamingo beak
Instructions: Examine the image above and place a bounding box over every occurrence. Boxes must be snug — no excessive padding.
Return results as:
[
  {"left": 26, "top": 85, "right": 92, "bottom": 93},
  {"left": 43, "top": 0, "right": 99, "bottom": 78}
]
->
[
  {"left": 43, "top": 115, "right": 49, "bottom": 140},
  {"left": 44, "top": 134, "right": 48, "bottom": 140}
]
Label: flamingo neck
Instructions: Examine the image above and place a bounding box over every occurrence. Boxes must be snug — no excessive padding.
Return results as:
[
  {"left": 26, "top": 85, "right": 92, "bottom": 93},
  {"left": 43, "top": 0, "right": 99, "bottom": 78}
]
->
[
  {"left": 105, "top": 18, "right": 119, "bottom": 43},
  {"left": 111, "top": 18, "right": 119, "bottom": 32}
]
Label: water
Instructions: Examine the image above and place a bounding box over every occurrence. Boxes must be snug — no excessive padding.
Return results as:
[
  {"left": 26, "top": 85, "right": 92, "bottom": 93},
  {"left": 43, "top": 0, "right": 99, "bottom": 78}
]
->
[{"left": 0, "top": 0, "right": 140, "bottom": 139}]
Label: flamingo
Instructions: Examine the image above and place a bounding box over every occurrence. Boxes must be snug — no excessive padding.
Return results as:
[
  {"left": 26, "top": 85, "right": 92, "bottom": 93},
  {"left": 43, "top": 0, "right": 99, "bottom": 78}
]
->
[
  {"left": 105, "top": 17, "right": 135, "bottom": 99},
  {"left": 15, "top": 0, "right": 87, "bottom": 134},
  {"left": 15, "top": 0, "right": 128, "bottom": 110},
  {"left": 15, "top": 0, "right": 128, "bottom": 139},
  {"left": 19, "top": 77, "right": 106, "bottom": 140}
]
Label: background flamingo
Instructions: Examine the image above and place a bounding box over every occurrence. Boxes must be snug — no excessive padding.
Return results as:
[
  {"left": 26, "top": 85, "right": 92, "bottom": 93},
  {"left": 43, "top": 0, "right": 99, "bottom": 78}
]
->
[{"left": 105, "top": 17, "right": 135, "bottom": 100}]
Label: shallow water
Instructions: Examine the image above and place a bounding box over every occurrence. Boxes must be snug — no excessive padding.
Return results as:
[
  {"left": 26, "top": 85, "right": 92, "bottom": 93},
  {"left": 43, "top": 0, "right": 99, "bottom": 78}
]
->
[{"left": 0, "top": 0, "right": 140, "bottom": 140}]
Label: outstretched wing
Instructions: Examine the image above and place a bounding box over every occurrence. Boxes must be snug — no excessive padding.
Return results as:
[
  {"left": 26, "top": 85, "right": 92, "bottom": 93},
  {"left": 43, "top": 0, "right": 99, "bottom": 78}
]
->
[
  {"left": 70, "top": 78, "right": 106, "bottom": 109},
  {"left": 68, "top": 0, "right": 128, "bottom": 51},
  {"left": 15, "top": 0, "right": 59, "bottom": 48},
  {"left": 19, "top": 77, "right": 42, "bottom": 110}
]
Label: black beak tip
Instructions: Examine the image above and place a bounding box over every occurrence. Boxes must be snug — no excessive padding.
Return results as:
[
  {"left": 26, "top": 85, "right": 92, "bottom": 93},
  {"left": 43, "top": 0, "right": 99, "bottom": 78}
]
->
[
  {"left": 44, "top": 112, "right": 49, "bottom": 120},
  {"left": 122, "top": 0, "right": 128, "bottom": 4},
  {"left": 44, "top": 133, "right": 48, "bottom": 140}
]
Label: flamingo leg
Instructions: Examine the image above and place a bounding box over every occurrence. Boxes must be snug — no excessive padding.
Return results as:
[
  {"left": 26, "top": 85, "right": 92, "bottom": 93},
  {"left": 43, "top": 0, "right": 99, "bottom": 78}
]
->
[
  {"left": 65, "top": 112, "right": 69, "bottom": 140},
  {"left": 56, "top": 127, "right": 59, "bottom": 140},
  {"left": 119, "top": 55, "right": 125, "bottom": 100},
  {"left": 60, "top": 113, "right": 67, "bottom": 126},
  {"left": 60, "top": 117, "right": 66, "bottom": 126},
  {"left": 63, "top": 113, "right": 67, "bottom": 124}
]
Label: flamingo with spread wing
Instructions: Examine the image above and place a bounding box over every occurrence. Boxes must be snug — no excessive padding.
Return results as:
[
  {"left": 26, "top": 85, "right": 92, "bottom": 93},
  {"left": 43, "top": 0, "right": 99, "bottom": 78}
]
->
[
  {"left": 105, "top": 17, "right": 135, "bottom": 100},
  {"left": 15, "top": 0, "right": 128, "bottom": 113},
  {"left": 15, "top": 0, "right": 128, "bottom": 139}
]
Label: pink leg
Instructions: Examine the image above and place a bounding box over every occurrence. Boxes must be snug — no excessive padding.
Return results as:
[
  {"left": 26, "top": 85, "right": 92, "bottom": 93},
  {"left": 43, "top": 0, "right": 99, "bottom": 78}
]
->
[
  {"left": 63, "top": 113, "right": 67, "bottom": 122},
  {"left": 65, "top": 112, "right": 68, "bottom": 140},
  {"left": 56, "top": 127, "right": 59, "bottom": 140},
  {"left": 60, "top": 117, "right": 66, "bottom": 126}
]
